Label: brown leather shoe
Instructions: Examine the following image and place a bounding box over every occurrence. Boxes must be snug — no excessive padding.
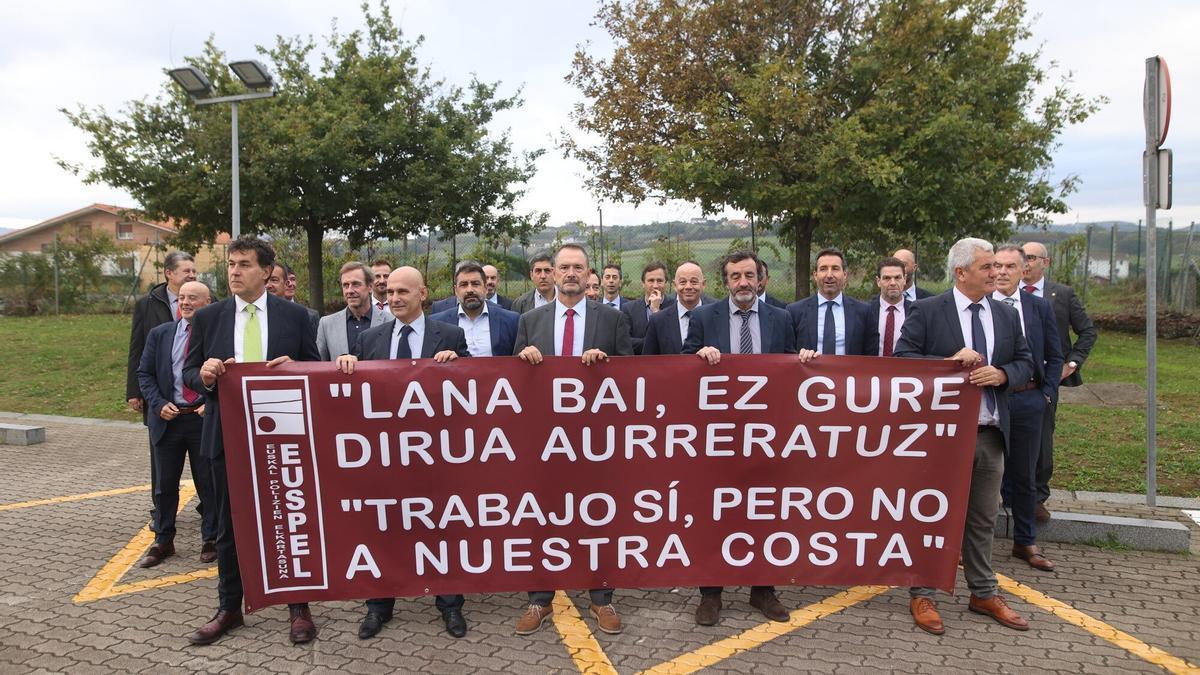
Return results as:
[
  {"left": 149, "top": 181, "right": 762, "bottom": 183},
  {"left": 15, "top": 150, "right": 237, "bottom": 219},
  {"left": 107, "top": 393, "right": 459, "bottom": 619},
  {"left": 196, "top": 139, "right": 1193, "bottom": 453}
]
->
[
  {"left": 188, "top": 610, "right": 244, "bottom": 645},
  {"left": 515, "top": 604, "right": 553, "bottom": 635},
  {"left": 909, "top": 597, "right": 944, "bottom": 635},
  {"left": 749, "top": 588, "right": 789, "bottom": 622},
  {"left": 288, "top": 604, "right": 318, "bottom": 644},
  {"left": 589, "top": 604, "right": 623, "bottom": 634},
  {"left": 968, "top": 594, "right": 1029, "bottom": 631},
  {"left": 695, "top": 594, "right": 722, "bottom": 626},
  {"left": 137, "top": 542, "right": 175, "bottom": 568},
  {"left": 1034, "top": 502, "right": 1052, "bottom": 523},
  {"left": 1012, "top": 544, "right": 1056, "bottom": 571},
  {"left": 199, "top": 541, "right": 217, "bottom": 564}
]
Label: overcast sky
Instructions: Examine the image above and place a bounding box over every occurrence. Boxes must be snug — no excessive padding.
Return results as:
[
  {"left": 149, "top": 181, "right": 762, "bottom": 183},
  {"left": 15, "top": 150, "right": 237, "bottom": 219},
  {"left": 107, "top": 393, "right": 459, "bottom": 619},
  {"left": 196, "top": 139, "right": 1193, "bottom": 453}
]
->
[{"left": 1, "top": 0, "right": 1196, "bottom": 231}]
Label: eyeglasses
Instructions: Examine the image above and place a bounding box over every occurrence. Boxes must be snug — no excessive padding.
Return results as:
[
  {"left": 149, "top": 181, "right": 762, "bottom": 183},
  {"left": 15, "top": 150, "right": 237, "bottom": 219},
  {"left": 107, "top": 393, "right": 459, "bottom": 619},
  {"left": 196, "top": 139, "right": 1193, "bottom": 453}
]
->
[{"left": 1024, "top": 254, "right": 1048, "bottom": 262}]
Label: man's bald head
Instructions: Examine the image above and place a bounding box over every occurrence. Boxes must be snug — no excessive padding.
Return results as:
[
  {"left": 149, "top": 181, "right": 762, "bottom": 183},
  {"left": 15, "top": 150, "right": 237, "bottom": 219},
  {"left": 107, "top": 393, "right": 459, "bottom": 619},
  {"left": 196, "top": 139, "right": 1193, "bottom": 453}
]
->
[
  {"left": 892, "top": 248, "right": 918, "bottom": 289},
  {"left": 1021, "top": 241, "right": 1051, "bottom": 284},
  {"left": 386, "top": 266, "right": 428, "bottom": 323},
  {"left": 178, "top": 281, "right": 211, "bottom": 320}
]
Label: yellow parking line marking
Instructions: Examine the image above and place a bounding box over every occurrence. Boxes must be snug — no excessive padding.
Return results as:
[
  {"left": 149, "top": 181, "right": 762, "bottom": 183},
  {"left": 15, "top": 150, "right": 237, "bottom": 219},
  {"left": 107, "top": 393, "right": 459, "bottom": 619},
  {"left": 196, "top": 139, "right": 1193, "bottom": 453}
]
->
[
  {"left": 106, "top": 567, "right": 218, "bottom": 597},
  {"left": 998, "top": 573, "right": 1200, "bottom": 675},
  {"left": 74, "top": 484, "right": 197, "bottom": 603},
  {"left": 551, "top": 591, "right": 618, "bottom": 675},
  {"left": 0, "top": 484, "right": 153, "bottom": 511},
  {"left": 639, "top": 586, "right": 889, "bottom": 675}
]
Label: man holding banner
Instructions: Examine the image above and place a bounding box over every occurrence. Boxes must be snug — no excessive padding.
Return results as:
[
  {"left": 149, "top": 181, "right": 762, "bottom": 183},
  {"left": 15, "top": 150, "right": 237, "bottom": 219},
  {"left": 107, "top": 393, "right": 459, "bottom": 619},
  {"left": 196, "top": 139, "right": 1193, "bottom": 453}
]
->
[
  {"left": 512, "top": 243, "right": 633, "bottom": 636},
  {"left": 682, "top": 250, "right": 797, "bottom": 626},
  {"left": 894, "top": 237, "right": 1035, "bottom": 635}
]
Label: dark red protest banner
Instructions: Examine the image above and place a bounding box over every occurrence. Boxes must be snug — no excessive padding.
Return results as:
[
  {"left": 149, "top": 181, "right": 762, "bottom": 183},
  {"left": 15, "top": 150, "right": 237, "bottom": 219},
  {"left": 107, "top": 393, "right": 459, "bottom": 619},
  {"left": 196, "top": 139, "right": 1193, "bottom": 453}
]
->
[{"left": 218, "top": 355, "right": 981, "bottom": 612}]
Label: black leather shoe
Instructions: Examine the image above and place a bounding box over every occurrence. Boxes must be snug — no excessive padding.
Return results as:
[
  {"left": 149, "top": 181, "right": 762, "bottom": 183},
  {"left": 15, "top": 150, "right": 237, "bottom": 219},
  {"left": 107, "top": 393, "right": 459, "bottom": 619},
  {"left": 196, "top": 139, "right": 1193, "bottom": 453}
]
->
[
  {"left": 358, "top": 611, "right": 391, "bottom": 640},
  {"left": 443, "top": 609, "right": 467, "bottom": 638}
]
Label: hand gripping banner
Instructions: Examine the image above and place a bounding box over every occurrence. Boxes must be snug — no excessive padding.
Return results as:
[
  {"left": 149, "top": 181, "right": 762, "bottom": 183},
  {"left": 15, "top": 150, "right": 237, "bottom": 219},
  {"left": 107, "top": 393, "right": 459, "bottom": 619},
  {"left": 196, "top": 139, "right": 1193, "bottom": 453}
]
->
[{"left": 218, "top": 355, "right": 982, "bottom": 612}]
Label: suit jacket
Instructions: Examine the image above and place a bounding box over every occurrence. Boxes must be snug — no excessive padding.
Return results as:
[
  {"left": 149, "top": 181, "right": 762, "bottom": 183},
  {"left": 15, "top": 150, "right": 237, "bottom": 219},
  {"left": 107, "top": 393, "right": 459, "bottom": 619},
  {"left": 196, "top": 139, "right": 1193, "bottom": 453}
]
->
[
  {"left": 762, "top": 293, "right": 787, "bottom": 309},
  {"left": 316, "top": 305, "right": 393, "bottom": 361},
  {"left": 642, "top": 301, "right": 695, "bottom": 355},
  {"left": 913, "top": 285, "right": 934, "bottom": 300},
  {"left": 621, "top": 297, "right": 669, "bottom": 355},
  {"left": 682, "top": 300, "right": 797, "bottom": 355},
  {"left": 867, "top": 296, "right": 915, "bottom": 356},
  {"left": 126, "top": 282, "right": 176, "bottom": 403},
  {"left": 352, "top": 317, "right": 471, "bottom": 361},
  {"left": 1013, "top": 291, "right": 1064, "bottom": 402},
  {"left": 788, "top": 294, "right": 880, "bottom": 356},
  {"left": 512, "top": 288, "right": 558, "bottom": 315},
  {"left": 430, "top": 304, "right": 520, "bottom": 357},
  {"left": 432, "top": 294, "right": 514, "bottom": 313},
  {"left": 894, "top": 291, "right": 1034, "bottom": 452},
  {"left": 183, "top": 294, "right": 319, "bottom": 459},
  {"left": 514, "top": 300, "right": 633, "bottom": 357},
  {"left": 137, "top": 320, "right": 204, "bottom": 446},
  {"left": 1042, "top": 280, "right": 1097, "bottom": 387}
]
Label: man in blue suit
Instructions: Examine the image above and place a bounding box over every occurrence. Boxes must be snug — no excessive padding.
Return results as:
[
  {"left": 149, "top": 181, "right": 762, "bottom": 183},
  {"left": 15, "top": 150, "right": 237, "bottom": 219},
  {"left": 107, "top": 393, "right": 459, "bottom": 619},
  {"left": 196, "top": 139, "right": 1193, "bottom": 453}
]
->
[
  {"left": 788, "top": 248, "right": 879, "bottom": 357},
  {"left": 895, "top": 238, "right": 1035, "bottom": 636},
  {"left": 183, "top": 237, "right": 321, "bottom": 646},
  {"left": 621, "top": 261, "right": 669, "bottom": 354},
  {"left": 430, "top": 262, "right": 520, "bottom": 358},
  {"left": 136, "top": 280, "right": 217, "bottom": 568},
  {"left": 993, "top": 244, "right": 1063, "bottom": 572},
  {"left": 643, "top": 261, "right": 710, "bottom": 355},
  {"left": 682, "top": 251, "right": 796, "bottom": 626},
  {"left": 337, "top": 266, "right": 473, "bottom": 640},
  {"left": 867, "top": 256, "right": 914, "bottom": 356}
]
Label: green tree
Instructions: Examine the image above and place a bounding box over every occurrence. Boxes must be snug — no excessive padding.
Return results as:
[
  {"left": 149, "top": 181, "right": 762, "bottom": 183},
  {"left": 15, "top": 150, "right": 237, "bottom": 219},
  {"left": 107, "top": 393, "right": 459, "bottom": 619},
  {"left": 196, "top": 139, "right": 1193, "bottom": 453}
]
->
[
  {"left": 61, "top": 2, "right": 544, "bottom": 308},
  {"left": 566, "top": 0, "right": 1102, "bottom": 297}
]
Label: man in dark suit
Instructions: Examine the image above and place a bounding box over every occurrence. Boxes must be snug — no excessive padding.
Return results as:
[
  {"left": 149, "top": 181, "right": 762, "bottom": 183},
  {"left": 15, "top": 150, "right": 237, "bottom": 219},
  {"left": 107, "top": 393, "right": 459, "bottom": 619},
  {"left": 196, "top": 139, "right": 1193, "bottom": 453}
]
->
[
  {"left": 1021, "top": 241, "right": 1098, "bottom": 519},
  {"left": 682, "top": 250, "right": 796, "bottom": 626},
  {"left": 788, "top": 248, "right": 879, "bottom": 358},
  {"left": 512, "top": 243, "right": 632, "bottom": 637},
  {"left": 127, "top": 251, "right": 197, "bottom": 525},
  {"left": 621, "top": 261, "right": 669, "bottom": 354},
  {"left": 643, "top": 261, "right": 708, "bottom": 355},
  {"left": 430, "top": 262, "right": 520, "bottom": 358},
  {"left": 336, "top": 266, "right": 473, "bottom": 639},
  {"left": 269, "top": 262, "right": 319, "bottom": 331},
  {"left": 757, "top": 259, "right": 787, "bottom": 308},
  {"left": 895, "top": 237, "right": 1035, "bottom": 636},
  {"left": 135, "top": 280, "right": 217, "bottom": 568},
  {"left": 994, "top": 245, "right": 1063, "bottom": 572},
  {"left": 370, "top": 259, "right": 393, "bottom": 313},
  {"left": 894, "top": 248, "right": 935, "bottom": 301},
  {"left": 511, "top": 253, "right": 557, "bottom": 314},
  {"left": 183, "top": 237, "right": 321, "bottom": 646},
  {"left": 483, "top": 264, "right": 513, "bottom": 309},
  {"left": 599, "top": 263, "right": 636, "bottom": 310},
  {"left": 868, "top": 256, "right": 914, "bottom": 356}
]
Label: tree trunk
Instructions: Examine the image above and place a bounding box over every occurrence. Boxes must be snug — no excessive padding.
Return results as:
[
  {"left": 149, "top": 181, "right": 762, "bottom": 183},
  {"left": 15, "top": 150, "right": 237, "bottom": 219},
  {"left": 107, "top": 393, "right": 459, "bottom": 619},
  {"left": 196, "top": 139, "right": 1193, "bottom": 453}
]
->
[
  {"left": 790, "top": 215, "right": 816, "bottom": 299},
  {"left": 306, "top": 220, "right": 324, "bottom": 312}
]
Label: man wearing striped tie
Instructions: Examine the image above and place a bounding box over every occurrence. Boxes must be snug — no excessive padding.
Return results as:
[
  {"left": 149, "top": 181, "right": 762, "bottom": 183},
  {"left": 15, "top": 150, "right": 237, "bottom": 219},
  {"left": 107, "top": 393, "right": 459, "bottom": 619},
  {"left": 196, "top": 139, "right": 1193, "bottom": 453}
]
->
[{"left": 681, "top": 250, "right": 797, "bottom": 626}]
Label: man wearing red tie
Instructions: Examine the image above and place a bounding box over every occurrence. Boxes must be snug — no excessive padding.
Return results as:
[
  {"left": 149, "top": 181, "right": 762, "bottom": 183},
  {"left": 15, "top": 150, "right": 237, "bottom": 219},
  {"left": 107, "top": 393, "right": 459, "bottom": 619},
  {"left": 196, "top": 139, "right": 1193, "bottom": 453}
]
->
[{"left": 869, "top": 256, "right": 913, "bottom": 356}]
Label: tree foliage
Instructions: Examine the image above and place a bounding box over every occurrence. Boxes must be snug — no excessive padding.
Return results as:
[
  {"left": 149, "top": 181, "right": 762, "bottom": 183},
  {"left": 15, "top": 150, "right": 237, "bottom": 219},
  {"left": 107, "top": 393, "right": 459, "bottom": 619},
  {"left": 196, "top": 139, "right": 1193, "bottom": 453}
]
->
[
  {"left": 61, "top": 2, "right": 545, "bottom": 308},
  {"left": 566, "top": 0, "right": 1103, "bottom": 296}
]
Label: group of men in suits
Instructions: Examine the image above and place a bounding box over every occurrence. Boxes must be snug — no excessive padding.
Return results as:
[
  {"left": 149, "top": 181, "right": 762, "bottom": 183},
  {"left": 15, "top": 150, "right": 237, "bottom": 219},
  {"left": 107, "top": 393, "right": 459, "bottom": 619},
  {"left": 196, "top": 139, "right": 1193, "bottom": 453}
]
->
[{"left": 125, "top": 232, "right": 1095, "bottom": 647}]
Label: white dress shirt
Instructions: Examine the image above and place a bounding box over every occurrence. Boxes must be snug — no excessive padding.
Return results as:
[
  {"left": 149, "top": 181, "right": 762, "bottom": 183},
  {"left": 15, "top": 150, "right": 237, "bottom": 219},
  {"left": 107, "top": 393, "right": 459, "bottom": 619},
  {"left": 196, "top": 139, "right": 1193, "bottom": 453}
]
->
[
  {"left": 992, "top": 289, "right": 1026, "bottom": 336},
  {"left": 1026, "top": 276, "right": 1046, "bottom": 298},
  {"left": 534, "top": 289, "right": 557, "bottom": 309},
  {"left": 603, "top": 295, "right": 623, "bottom": 309},
  {"left": 167, "top": 288, "right": 179, "bottom": 319},
  {"left": 390, "top": 313, "right": 425, "bottom": 359},
  {"left": 553, "top": 299, "right": 586, "bottom": 356},
  {"left": 904, "top": 286, "right": 917, "bottom": 303},
  {"left": 814, "top": 293, "right": 846, "bottom": 355},
  {"left": 233, "top": 292, "right": 269, "bottom": 362},
  {"left": 952, "top": 287, "right": 998, "bottom": 426},
  {"left": 457, "top": 304, "right": 493, "bottom": 357}
]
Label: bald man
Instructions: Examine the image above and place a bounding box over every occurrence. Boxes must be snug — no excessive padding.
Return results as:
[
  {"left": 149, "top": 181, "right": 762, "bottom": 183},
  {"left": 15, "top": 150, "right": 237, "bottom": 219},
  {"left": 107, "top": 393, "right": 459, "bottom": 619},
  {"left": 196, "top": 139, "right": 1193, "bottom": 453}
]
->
[
  {"left": 136, "top": 280, "right": 217, "bottom": 568},
  {"left": 893, "top": 248, "right": 934, "bottom": 301},
  {"left": 338, "top": 266, "right": 472, "bottom": 639},
  {"left": 643, "top": 261, "right": 712, "bottom": 355}
]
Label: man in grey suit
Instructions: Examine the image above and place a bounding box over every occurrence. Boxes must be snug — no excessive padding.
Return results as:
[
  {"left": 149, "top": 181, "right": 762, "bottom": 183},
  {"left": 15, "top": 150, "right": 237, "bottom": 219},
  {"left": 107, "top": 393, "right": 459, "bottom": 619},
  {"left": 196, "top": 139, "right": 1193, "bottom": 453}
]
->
[
  {"left": 1021, "top": 241, "right": 1098, "bottom": 519},
  {"left": 510, "top": 253, "right": 557, "bottom": 314},
  {"left": 335, "top": 266, "right": 472, "bottom": 640},
  {"left": 316, "top": 262, "right": 393, "bottom": 361},
  {"left": 512, "top": 243, "right": 632, "bottom": 637},
  {"left": 895, "top": 237, "right": 1035, "bottom": 636}
]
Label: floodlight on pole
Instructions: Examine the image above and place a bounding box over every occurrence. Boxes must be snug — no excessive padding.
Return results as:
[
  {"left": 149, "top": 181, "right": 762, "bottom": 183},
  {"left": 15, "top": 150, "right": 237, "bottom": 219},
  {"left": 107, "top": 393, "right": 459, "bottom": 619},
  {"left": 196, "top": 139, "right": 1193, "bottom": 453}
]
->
[
  {"left": 228, "top": 60, "right": 274, "bottom": 90},
  {"left": 167, "top": 67, "right": 214, "bottom": 98}
]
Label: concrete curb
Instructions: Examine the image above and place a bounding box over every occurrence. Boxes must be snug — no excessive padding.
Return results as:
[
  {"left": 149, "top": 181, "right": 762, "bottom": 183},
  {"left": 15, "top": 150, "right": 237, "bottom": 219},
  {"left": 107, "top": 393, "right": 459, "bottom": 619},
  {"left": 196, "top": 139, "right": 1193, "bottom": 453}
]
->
[
  {"left": 0, "top": 411, "right": 143, "bottom": 430},
  {"left": 996, "top": 508, "right": 1193, "bottom": 554}
]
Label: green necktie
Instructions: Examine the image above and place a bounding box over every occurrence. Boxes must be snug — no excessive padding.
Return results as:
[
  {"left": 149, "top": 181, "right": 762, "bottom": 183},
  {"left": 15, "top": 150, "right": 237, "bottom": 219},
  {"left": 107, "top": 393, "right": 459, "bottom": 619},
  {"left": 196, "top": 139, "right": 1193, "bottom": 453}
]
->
[{"left": 244, "top": 303, "right": 263, "bottom": 362}]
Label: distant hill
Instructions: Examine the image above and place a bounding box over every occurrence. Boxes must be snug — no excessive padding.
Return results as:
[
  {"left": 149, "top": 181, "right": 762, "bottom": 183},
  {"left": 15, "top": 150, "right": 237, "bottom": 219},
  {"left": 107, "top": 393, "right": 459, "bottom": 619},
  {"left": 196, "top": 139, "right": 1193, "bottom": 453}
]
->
[{"left": 0, "top": 227, "right": 14, "bottom": 237}]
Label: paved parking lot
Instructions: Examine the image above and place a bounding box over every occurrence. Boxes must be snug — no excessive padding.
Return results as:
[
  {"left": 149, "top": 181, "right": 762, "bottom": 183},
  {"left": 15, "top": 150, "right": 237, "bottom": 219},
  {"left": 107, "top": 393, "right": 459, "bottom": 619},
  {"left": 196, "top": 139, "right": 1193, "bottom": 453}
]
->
[{"left": 1, "top": 416, "right": 1198, "bottom": 674}]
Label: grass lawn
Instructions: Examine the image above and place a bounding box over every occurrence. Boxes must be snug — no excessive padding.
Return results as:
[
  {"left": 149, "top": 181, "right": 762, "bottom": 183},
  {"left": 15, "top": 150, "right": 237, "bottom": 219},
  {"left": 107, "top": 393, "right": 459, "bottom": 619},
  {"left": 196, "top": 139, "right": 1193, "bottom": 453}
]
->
[{"left": 0, "top": 314, "right": 1196, "bottom": 496}]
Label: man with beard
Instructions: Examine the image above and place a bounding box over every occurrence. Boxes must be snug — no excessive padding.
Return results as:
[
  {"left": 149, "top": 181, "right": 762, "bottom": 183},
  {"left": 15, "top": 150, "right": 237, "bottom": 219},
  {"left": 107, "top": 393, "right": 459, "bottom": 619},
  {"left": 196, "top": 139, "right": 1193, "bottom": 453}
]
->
[
  {"left": 868, "top": 257, "right": 914, "bottom": 357},
  {"left": 511, "top": 253, "right": 557, "bottom": 314},
  {"left": 431, "top": 262, "right": 520, "bottom": 358},
  {"left": 482, "top": 264, "right": 513, "bottom": 309},
  {"left": 893, "top": 248, "right": 934, "bottom": 301},
  {"left": 642, "top": 260, "right": 712, "bottom": 355},
  {"left": 512, "top": 243, "right": 632, "bottom": 637},
  {"left": 682, "top": 250, "right": 796, "bottom": 626},
  {"left": 790, "top": 248, "right": 878, "bottom": 359},
  {"left": 316, "top": 262, "right": 392, "bottom": 361},
  {"left": 370, "top": 259, "right": 392, "bottom": 312}
]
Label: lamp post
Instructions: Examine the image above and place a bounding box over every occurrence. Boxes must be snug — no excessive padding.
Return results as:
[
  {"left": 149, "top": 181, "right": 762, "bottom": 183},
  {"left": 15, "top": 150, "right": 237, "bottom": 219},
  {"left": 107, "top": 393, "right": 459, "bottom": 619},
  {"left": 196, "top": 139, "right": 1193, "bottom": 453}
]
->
[{"left": 168, "top": 60, "right": 276, "bottom": 240}]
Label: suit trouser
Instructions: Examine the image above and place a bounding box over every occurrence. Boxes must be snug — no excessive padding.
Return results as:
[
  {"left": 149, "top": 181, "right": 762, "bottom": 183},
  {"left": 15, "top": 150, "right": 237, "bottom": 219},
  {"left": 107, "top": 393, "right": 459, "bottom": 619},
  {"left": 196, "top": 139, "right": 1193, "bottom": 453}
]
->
[
  {"left": 366, "top": 595, "right": 463, "bottom": 615},
  {"left": 1001, "top": 391, "right": 1047, "bottom": 546},
  {"left": 1036, "top": 397, "right": 1059, "bottom": 503},
  {"left": 529, "top": 589, "right": 612, "bottom": 607},
  {"left": 151, "top": 413, "right": 217, "bottom": 544},
  {"left": 912, "top": 426, "right": 1004, "bottom": 600},
  {"left": 211, "top": 454, "right": 307, "bottom": 615}
]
